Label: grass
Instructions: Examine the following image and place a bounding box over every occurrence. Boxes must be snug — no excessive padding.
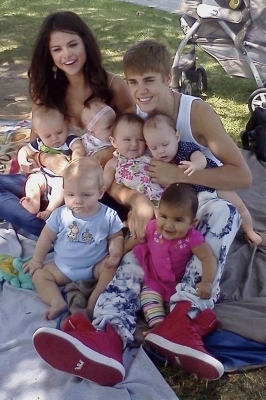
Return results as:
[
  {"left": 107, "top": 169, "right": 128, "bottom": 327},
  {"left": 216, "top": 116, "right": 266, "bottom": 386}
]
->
[{"left": 1, "top": 0, "right": 265, "bottom": 398}]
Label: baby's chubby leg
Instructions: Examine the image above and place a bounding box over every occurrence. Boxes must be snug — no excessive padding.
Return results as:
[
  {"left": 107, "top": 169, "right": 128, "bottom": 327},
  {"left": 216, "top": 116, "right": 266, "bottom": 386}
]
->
[
  {"left": 87, "top": 257, "right": 118, "bottom": 314},
  {"left": 32, "top": 261, "right": 71, "bottom": 320},
  {"left": 20, "top": 172, "right": 46, "bottom": 215},
  {"left": 217, "top": 189, "right": 262, "bottom": 245}
]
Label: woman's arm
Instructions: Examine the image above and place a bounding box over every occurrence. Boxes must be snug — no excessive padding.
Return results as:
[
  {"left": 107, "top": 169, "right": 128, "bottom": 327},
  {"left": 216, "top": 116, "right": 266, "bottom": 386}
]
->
[
  {"left": 109, "top": 182, "right": 155, "bottom": 239},
  {"left": 107, "top": 72, "right": 135, "bottom": 114},
  {"left": 150, "top": 101, "right": 252, "bottom": 191}
]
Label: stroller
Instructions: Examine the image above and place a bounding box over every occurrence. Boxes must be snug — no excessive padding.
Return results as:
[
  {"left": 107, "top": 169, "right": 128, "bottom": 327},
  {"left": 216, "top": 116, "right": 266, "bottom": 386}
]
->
[{"left": 171, "top": 0, "right": 266, "bottom": 112}]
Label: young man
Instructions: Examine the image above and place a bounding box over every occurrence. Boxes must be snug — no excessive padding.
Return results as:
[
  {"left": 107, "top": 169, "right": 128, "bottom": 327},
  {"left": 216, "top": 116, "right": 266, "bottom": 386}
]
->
[{"left": 108, "top": 39, "right": 251, "bottom": 379}]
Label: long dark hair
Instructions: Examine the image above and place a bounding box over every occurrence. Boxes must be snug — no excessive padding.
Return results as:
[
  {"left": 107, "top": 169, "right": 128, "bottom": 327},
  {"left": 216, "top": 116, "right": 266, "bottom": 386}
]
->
[{"left": 28, "top": 11, "right": 112, "bottom": 116}]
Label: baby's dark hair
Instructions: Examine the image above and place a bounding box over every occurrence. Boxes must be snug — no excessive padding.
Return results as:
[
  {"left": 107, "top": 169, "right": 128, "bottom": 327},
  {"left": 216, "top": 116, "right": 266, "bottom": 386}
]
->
[
  {"left": 160, "top": 184, "right": 198, "bottom": 218},
  {"left": 112, "top": 113, "right": 144, "bottom": 136}
]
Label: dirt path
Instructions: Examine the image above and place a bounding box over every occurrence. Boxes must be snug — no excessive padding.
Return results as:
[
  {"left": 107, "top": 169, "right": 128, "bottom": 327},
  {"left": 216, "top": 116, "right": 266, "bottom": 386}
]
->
[{"left": 0, "top": 61, "right": 32, "bottom": 120}]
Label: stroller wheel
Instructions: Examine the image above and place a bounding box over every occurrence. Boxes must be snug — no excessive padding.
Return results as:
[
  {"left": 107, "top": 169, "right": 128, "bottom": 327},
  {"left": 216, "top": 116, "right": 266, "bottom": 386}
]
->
[
  {"left": 248, "top": 88, "right": 266, "bottom": 113},
  {"left": 196, "top": 68, "right": 207, "bottom": 93},
  {"left": 180, "top": 79, "right": 193, "bottom": 96}
]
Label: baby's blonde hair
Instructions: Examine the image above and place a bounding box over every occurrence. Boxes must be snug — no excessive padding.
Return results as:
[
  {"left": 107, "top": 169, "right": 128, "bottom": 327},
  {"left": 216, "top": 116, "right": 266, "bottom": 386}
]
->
[
  {"left": 32, "top": 106, "right": 65, "bottom": 131},
  {"left": 63, "top": 157, "right": 104, "bottom": 188}
]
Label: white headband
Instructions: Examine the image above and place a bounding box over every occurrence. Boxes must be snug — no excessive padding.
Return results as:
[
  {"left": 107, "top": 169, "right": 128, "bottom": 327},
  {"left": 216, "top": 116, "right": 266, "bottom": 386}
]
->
[{"left": 86, "top": 105, "right": 113, "bottom": 130}]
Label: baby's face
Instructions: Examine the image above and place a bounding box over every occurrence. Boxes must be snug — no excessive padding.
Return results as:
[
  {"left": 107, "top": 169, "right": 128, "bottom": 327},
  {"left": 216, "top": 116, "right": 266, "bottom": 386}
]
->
[
  {"left": 64, "top": 176, "right": 104, "bottom": 218},
  {"left": 156, "top": 201, "right": 195, "bottom": 240},
  {"left": 112, "top": 120, "right": 146, "bottom": 159},
  {"left": 143, "top": 121, "right": 179, "bottom": 162},
  {"left": 36, "top": 117, "right": 68, "bottom": 148},
  {"left": 82, "top": 107, "right": 116, "bottom": 142}
]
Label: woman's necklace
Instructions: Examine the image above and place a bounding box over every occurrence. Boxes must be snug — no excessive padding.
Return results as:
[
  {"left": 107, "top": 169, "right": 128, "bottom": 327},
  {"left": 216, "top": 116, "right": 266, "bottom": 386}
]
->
[{"left": 172, "top": 90, "right": 177, "bottom": 122}]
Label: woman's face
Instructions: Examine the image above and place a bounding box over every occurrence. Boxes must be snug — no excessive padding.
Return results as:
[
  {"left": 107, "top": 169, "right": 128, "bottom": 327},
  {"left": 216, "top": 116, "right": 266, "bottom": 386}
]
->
[
  {"left": 49, "top": 31, "right": 86, "bottom": 77},
  {"left": 126, "top": 71, "right": 171, "bottom": 114}
]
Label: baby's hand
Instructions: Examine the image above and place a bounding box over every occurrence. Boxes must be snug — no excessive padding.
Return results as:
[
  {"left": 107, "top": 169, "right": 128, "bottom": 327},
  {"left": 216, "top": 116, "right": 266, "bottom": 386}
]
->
[
  {"left": 23, "top": 259, "right": 43, "bottom": 276},
  {"left": 178, "top": 161, "right": 198, "bottom": 176},
  {"left": 20, "top": 160, "right": 33, "bottom": 173},
  {"left": 195, "top": 281, "right": 213, "bottom": 299}
]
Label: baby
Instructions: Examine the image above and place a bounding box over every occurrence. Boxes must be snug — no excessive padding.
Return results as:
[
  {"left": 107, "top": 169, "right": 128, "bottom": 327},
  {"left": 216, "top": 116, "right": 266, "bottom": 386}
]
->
[
  {"left": 127, "top": 183, "right": 217, "bottom": 333},
  {"left": 104, "top": 113, "right": 164, "bottom": 205},
  {"left": 22, "top": 157, "right": 124, "bottom": 319},
  {"left": 17, "top": 106, "right": 85, "bottom": 220},
  {"left": 80, "top": 101, "right": 116, "bottom": 157},
  {"left": 143, "top": 113, "right": 261, "bottom": 245}
]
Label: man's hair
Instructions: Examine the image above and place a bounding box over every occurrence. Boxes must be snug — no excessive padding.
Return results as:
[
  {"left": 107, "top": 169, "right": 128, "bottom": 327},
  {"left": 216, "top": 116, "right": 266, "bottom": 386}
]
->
[
  {"left": 112, "top": 113, "right": 144, "bottom": 137},
  {"left": 160, "top": 184, "right": 198, "bottom": 218},
  {"left": 63, "top": 157, "right": 104, "bottom": 188},
  {"left": 144, "top": 113, "right": 176, "bottom": 132},
  {"left": 123, "top": 39, "right": 172, "bottom": 79}
]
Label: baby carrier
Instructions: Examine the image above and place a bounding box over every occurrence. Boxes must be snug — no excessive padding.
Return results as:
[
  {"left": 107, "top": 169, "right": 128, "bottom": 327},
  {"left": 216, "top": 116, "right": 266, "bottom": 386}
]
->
[{"left": 171, "top": 0, "right": 266, "bottom": 112}]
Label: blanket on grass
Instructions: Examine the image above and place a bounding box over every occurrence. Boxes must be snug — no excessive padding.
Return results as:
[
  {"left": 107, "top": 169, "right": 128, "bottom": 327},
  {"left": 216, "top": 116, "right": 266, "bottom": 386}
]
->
[
  {"left": 0, "top": 223, "right": 178, "bottom": 400},
  {"left": 0, "top": 119, "right": 31, "bottom": 174},
  {"left": 1, "top": 120, "right": 266, "bottom": 397}
]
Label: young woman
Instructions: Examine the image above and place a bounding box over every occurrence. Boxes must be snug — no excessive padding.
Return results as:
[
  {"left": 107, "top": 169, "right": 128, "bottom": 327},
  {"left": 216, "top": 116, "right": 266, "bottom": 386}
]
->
[{"left": 0, "top": 11, "right": 133, "bottom": 236}]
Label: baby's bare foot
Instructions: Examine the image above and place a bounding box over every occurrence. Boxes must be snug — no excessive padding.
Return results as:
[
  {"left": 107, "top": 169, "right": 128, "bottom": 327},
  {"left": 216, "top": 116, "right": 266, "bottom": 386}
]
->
[
  {"left": 44, "top": 301, "right": 67, "bottom": 320},
  {"left": 246, "top": 230, "right": 262, "bottom": 246},
  {"left": 20, "top": 197, "right": 40, "bottom": 214}
]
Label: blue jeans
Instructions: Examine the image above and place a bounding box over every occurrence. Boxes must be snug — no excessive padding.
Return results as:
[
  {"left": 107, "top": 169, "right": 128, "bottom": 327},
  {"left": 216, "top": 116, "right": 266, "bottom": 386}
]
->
[{"left": 0, "top": 173, "right": 45, "bottom": 236}]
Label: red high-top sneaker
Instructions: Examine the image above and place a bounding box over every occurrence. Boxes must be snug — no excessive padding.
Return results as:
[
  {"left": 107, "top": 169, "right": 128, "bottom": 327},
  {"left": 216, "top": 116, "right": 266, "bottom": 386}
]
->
[
  {"left": 33, "top": 313, "right": 125, "bottom": 386},
  {"left": 145, "top": 301, "right": 224, "bottom": 380}
]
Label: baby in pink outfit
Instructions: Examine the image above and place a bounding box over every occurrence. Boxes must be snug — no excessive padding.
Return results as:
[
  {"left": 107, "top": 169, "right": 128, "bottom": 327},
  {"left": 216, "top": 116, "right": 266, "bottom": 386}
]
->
[{"left": 126, "top": 183, "right": 217, "bottom": 333}]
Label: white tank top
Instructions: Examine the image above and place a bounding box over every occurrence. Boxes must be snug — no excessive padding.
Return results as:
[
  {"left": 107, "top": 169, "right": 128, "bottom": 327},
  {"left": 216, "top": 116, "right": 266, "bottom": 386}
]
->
[{"left": 136, "top": 93, "right": 222, "bottom": 165}]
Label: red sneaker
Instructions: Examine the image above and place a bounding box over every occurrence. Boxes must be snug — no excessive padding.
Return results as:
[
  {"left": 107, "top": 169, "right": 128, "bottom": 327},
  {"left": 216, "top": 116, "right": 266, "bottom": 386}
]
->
[
  {"left": 145, "top": 301, "right": 224, "bottom": 380},
  {"left": 33, "top": 314, "right": 125, "bottom": 386}
]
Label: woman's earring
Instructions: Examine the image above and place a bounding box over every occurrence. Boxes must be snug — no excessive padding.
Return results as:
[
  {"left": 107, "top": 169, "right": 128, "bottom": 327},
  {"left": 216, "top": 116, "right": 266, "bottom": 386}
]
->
[{"left": 52, "top": 65, "right": 57, "bottom": 80}]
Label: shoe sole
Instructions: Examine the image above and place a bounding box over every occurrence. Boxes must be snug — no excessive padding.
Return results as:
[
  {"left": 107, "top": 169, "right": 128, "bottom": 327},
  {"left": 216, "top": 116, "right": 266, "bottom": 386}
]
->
[
  {"left": 33, "top": 327, "right": 125, "bottom": 386},
  {"left": 145, "top": 333, "right": 224, "bottom": 380}
]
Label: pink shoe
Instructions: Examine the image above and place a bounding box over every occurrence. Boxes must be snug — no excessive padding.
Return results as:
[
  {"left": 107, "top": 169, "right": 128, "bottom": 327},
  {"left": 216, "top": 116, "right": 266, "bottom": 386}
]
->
[
  {"left": 33, "top": 313, "right": 125, "bottom": 386},
  {"left": 145, "top": 301, "right": 224, "bottom": 380}
]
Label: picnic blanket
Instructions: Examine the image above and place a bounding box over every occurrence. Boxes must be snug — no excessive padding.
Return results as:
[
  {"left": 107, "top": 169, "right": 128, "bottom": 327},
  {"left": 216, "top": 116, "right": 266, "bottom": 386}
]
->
[
  {"left": 0, "top": 224, "right": 178, "bottom": 399},
  {"left": 0, "top": 119, "right": 31, "bottom": 174},
  {"left": 1, "top": 120, "right": 266, "bottom": 398}
]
